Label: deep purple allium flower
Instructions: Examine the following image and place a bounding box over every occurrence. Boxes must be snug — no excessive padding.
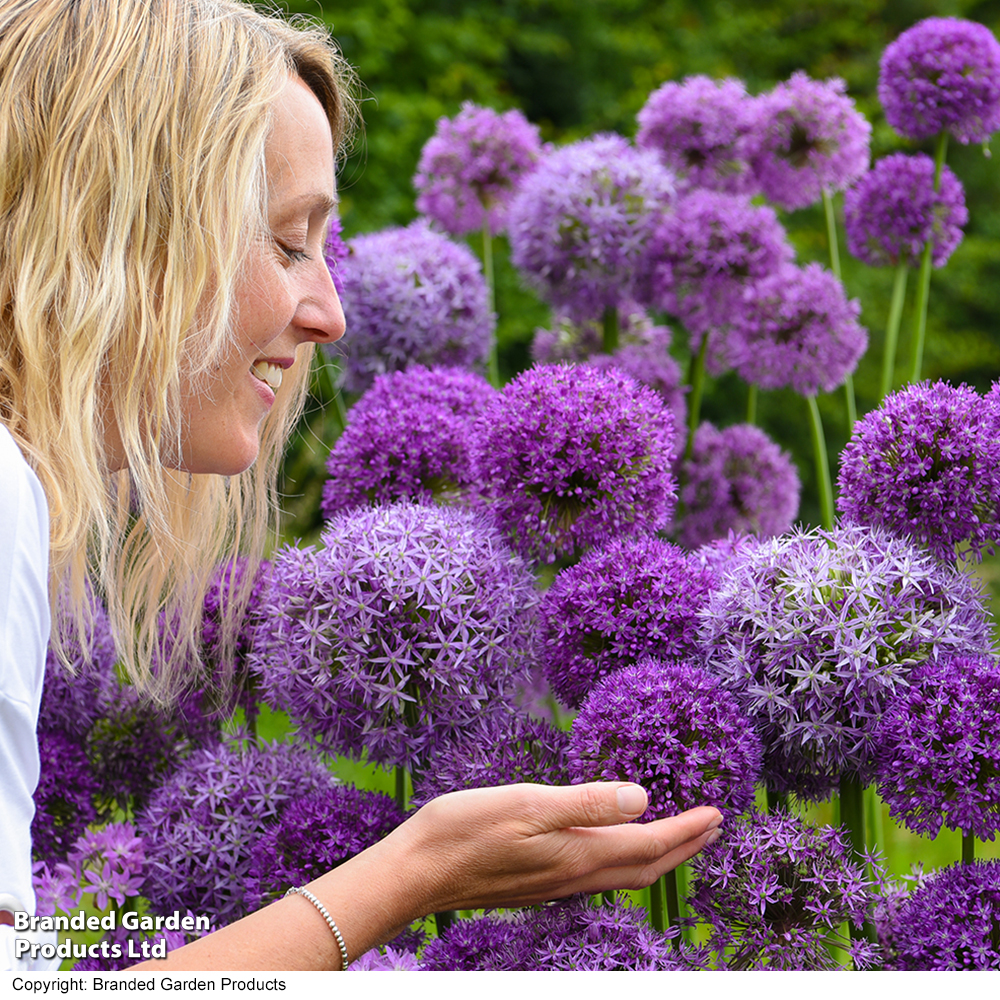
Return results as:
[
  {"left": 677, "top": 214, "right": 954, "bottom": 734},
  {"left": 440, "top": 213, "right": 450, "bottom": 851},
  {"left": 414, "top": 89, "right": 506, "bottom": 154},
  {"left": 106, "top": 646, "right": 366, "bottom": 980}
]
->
[
  {"left": 32, "top": 728, "right": 99, "bottom": 862},
  {"left": 569, "top": 657, "right": 762, "bottom": 818},
  {"left": 879, "top": 861, "right": 1000, "bottom": 970},
  {"left": 409, "top": 712, "right": 569, "bottom": 809},
  {"left": 507, "top": 134, "right": 674, "bottom": 321},
  {"left": 844, "top": 153, "right": 967, "bottom": 269},
  {"left": 636, "top": 75, "right": 762, "bottom": 194},
  {"left": 250, "top": 503, "right": 538, "bottom": 770},
  {"left": 246, "top": 787, "right": 404, "bottom": 909},
  {"left": 700, "top": 524, "right": 995, "bottom": 799},
  {"left": 321, "top": 365, "right": 495, "bottom": 517},
  {"left": 688, "top": 810, "right": 880, "bottom": 970},
  {"left": 538, "top": 534, "right": 714, "bottom": 708},
  {"left": 334, "top": 220, "right": 494, "bottom": 394},
  {"left": 727, "top": 262, "right": 867, "bottom": 396},
  {"left": 324, "top": 213, "right": 348, "bottom": 297},
  {"left": 414, "top": 102, "right": 543, "bottom": 236},
  {"left": 350, "top": 947, "right": 423, "bottom": 971},
  {"left": 470, "top": 364, "right": 677, "bottom": 564},
  {"left": 879, "top": 17, "right": 1000, "bottom": 144},
  {"left": 677, "top": 422, "right": 800, "bottom": 549},
  {"left": 137, "top": 737, "right": 337, "bottom": 924},
  {"left": 838, "top": 381, "right": 1000, "bottom": 563},
  {"left": 874, "top": 654, "right": 1000, "bottom": 841}
]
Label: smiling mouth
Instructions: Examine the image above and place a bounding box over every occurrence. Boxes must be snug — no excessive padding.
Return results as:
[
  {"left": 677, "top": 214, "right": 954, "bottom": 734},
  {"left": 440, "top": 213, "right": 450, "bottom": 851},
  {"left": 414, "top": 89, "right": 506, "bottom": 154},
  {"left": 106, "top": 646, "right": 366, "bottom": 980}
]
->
[{"left": 251, "top": 360, "right": 284, "bottom": 391}]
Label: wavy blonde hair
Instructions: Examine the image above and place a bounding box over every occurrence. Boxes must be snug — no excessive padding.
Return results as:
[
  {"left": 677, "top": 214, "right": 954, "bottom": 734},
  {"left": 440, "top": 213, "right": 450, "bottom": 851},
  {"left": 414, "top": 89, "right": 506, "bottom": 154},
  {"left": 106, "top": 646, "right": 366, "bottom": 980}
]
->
[{"left": 0, "top": 0, "right": 356, "bottom": 700}]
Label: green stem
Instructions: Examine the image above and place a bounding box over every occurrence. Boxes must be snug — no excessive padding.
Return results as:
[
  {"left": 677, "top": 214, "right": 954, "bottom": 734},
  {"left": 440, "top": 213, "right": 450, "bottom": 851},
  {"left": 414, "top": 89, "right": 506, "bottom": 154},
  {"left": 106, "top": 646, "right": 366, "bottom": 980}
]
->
[
  {"left": 766, "top": 787, "right": 789, "bottom": 814},
  {"left": 601, "top": 305, "right": 619, "bottom": 354},
  {"left": 664, "top": 870, "right": 680, "bottom": 950},
  {"left": 909, "top": 131, "right": 949, "bottom": 385},
  {"left": 602, "top": 890, "right": 617, "bottom": 907},
  {"left": 313, "top": 354, "right": 347, "bottom": 438},
  {"left": 963, "top": 833, "right": 976, "bottom": 865},
  {"left": 395, "top": 766, "right": 407, "bottom": 812},
  {"left": 806, "top": 395, "right": 835, "bottom": 530},
  {"left": 434, "top": 910, "right": 456, "bottom": 936},
  {"left": 746, "top": 383, "right": 758, "bottom": 425},
  {"left": 881, "top": 262, "right": 909, "bottom": 400},
  {"left": 685, "top": 332, "right": 709, "bottom": 462},
  {"left": 482, "top": 226, "right": 500, "bottom": 387},
  {"left": 865, "top": 785, "right": 884, "bottom": 855},
  {"left": 648, "top": 875, "right": 665, "bottom": 934},
  {"left": 823, "top": 190, "right": 856, "bottom": 430},
  {"left": 840, "top": 778, "right": 877, "bottom": 946}
]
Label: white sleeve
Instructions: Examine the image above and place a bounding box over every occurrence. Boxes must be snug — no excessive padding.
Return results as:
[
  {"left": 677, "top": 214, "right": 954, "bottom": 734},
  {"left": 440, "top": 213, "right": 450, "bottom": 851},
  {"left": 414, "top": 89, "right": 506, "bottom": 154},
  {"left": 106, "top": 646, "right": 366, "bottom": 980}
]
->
[{"left": 0, "top": 425, "right": 54, "bottom": 971}]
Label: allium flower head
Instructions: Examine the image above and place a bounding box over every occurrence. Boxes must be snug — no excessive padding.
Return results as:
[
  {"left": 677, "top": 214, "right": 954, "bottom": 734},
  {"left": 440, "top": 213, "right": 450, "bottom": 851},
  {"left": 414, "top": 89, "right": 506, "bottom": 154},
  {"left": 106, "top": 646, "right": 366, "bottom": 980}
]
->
[
  {"left": 409, "top": 712, "right": 569, "bottom": 808},
  {"left": 471, "top": 364, "right": 677, "bottom": 563},
  {"left": 689, "top": 810, "right": 880, "bottom": 970},
  {"left": 32, "top": 728, "right": 99, "bottom": 862},
  {"left": 636, "top": 75, "right": 762, "bottom": 194},
  {"left": 678, "top": 422, "right": 800, "bottom": 549},
  {"left": 752, "top": 72, "right": 871, "bottom": 210},
  {"left": 507, "top": 134, "right": 674, "bottom": 321},
  {"left": 838, "top": 380, "right": 1000, "bottom": 562},
  {"left": 137, "top": 737, "right": 337, "bottom": 924},
  {"left": 874, "top": 654, "right": 1000, "bottom": 840},
  {"left": 700, "top": 524, "right": 994, "bottom": 798},
  {"left": 69, "top": 823, "right": 146, "bottom": 911},
  {"left": 539, "top": 534, "right": 714, "bottom": 708},
  {"left": 879, "top": 17, "right": 1000, "bottom": 144},
  {"left": 351, "top": 947, "right": 423, "bottom": 971},
  {"left": 727, "top": 262, "right": 867, "bottom": 396},
  {"left": 844, "top": 153, "right": 967, "bottom": 268},
  {"left": 324, "top": 213, "right": 348, "bottom": 296},
  {"left": 414, "top": 102, "right": 543, "bottom": 236},
  {"left": 321, "top": 365, "right": 495, "bottom": 517},
  {"left": 335, "top": 220, "right": 494, "bottom": 394},
  {"left": 250, "top": 503, "right": 538, "bottom": 769},
  {"left": 569, "top": 657, "right": 762, "bottom": 818}
]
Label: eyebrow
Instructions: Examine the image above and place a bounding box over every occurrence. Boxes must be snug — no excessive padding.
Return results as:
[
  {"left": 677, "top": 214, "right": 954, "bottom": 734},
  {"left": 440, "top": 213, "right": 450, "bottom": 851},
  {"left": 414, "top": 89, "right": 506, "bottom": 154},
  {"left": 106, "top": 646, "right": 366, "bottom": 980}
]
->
[{"left": 271, "top": 191, "right": 339, "bottom": 224}]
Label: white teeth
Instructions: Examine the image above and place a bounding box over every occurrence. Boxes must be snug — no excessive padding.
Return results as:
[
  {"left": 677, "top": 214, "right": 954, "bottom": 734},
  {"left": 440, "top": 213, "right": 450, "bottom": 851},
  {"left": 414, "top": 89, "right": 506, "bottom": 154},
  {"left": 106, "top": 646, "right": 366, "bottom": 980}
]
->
[{"left": 251, "top": 360, "right": 283, "bottom": 391}]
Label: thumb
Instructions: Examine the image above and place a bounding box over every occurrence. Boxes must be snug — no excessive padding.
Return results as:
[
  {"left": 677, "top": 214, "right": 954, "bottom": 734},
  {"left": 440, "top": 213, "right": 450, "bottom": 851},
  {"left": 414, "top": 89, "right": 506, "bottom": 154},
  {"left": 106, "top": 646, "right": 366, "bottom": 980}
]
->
[{"left": 522, "top": 782, "right": 649, "bottom": 832}]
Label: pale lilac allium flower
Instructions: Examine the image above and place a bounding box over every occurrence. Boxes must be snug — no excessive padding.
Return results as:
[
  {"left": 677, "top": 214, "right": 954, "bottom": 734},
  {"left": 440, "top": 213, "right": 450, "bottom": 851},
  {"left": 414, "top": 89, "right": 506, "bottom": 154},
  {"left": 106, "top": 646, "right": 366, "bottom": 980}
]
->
[
  {"left": 471, "top": 364, "right": 677, "bottom": 564},
  {"left": 539, "top": 533, "right": 714, "bottom": 708},
  {"left": 507, "top": 134, "right": 674, "bottom": 321},
  {"left": 32, "top": 860, "right": 79, "bottom": 916},
  {"left": 874, "top": 654, "right": 1000, "bottom": 841},
  {"left": 678, "top": 422, "right": 800, "bottom": 549},
  {"left": 837, "top": 380, "right": 1000, "bottom": 562},
  {"left": 250, "top": 503, "right": 538, "bottom": 769},
  {"left": 751, "top": 72, "right": 871, "bottom": 210},
  {"left": 334, "top": 220, "right": 494, "bottom": 394},
  {"left": 844, "top": 153, "right": 967, "bottom": 268},
  {"left": 414, "top": 102, "right": 543, "bottom": 236},
  {"left": 699, "top": 525, "right": 994, "bottom": 799},
  {"left": 688, "top": 810, "right": 880, "bottom": 970},
  {"left": 32, "top": 728, "right": 98, "bottom": 862},
  {"left": 879, "top": 17, "right": 1000, "bottom": 144},
  {"left": 569, "top": 657, "right": 762, "bottom": 818},
  {"left": 351, "top": 947, "right": 423, "bottom": 971},
  {"left": 727, "top": 262, "right": 867, "bottom": 396},
  {"left": 636, "top": 75, "right": 762, "bottom": 194},
  {"left": 324, "top": 213, "right": 348, "bottom": 296},
  {"left": 321, "top": 365, "right": 495, "bottom": 516}
]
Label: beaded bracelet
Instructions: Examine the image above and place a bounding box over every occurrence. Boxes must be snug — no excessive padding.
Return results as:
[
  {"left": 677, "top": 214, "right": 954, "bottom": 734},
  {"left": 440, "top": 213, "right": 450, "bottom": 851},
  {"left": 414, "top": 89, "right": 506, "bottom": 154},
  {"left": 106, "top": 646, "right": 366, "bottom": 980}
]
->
[{"left": 284, "top": 886, "right": 349, "bottom": 970}]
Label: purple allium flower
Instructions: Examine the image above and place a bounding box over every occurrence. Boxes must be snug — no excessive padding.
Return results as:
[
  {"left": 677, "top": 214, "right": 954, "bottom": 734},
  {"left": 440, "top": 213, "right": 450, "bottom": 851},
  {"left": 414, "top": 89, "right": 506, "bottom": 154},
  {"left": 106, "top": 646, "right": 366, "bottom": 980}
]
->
[
  {"left": 568, "top": 657, "right": 761, "bottom": 818},
  {"left": 69, "top": 823, "right": 146, "bottom": 911},
  {"left": 692, "top": 530, "right": 753, "bottom": 576},
  {"left": 246, "top": 787, "right": 404, "bottom": 909},
  {"left": 73, "top": 924, "right": 191, "bottom": 972},
  {"left": 507, "top": 134, "right": 674, "bottom": 321},
  {"left": 414, "top": 102, "right": 543, "bottom": 236},
  {"left": 636, "top": 75, "right": 762, "bottom": 194},
  {"left": 538, "top": 534, "right": 714, "bottom": 708},
  {"left": 334, "top": 220, "right": 494, "bottom": 394},
  {"left": 408, "top": 712, "right": 569, "bottom": 809},
  {"left": 677, "top": 422, "right": 800, "bottom": 549},
  {"left": 32, "top": 860, "right": 79, "bottom": 917},
  {"left": 837, "top": 381, "right": 1000, "bottom": 563},
  {"left": 751, "top": 72, "right": 871, "bottom": 211},
  {"left": 688, "top": 810, "right": 880, "bottom": 970},
  {"left": 879, "top": 17, "right": 1000, "bottom": 144},
  {"left": 350, "top": 946, "right": 423, "bottom": 971},
  {"left": 879, "top": 861, "right": 1000, "bottom": 970},
  {"left": 32, "top": 728, "right": 99, "bottom": 862},
  {"left": 471, "top": 364, "right": 677, "bottom": 564},
  {"left": 726, "top": 262, "right": 867, "bottom": 396},
  {"left": 700, "top": 525, "right": 995, "bottom": 798},
  {"left": 874, "top": 654, "right": 1000, "bottom": 841},
  {"left": 320, "top": 365, "right": 495, "bottom": 517},
  {"left": 844, "top": 153, "right": 967, "bottom": 269},
  {"left": 324, "top": 213, "right": 348, "bottom": 297},
  {"left": 250, "top": 503, "right": 538, "bottom": 770},
  {"left": 137, "top": 737, "right": 337, "bottom": 924}
]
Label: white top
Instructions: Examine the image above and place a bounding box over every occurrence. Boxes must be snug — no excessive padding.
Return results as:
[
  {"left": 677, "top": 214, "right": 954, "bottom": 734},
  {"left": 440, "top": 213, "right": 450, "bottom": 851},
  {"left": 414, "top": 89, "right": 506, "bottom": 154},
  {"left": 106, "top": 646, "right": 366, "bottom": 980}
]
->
[{"left": 0, "top": 424, "right": 53, "bottom": 970}]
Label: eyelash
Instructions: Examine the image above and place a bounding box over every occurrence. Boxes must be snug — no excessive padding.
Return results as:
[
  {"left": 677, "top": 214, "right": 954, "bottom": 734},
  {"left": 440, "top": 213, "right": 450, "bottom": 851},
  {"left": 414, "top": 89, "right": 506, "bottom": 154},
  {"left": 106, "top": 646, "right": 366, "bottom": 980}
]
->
[{"left": 275, "top": 240, "right": 312, "bottom": 264}]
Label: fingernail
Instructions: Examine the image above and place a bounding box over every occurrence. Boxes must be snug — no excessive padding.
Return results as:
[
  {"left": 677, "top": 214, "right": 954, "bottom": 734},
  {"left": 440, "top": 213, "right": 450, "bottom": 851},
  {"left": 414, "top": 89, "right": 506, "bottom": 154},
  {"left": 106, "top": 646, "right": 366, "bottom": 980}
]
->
[
  {"left": 617, "top": 784, "right": 647, "bottom": 815},
  {"left": 708, "top": 814, "right": 724, "bottom": 831},
  {"left": 705, "top": 828, "right": 723, "bottom": 845}
]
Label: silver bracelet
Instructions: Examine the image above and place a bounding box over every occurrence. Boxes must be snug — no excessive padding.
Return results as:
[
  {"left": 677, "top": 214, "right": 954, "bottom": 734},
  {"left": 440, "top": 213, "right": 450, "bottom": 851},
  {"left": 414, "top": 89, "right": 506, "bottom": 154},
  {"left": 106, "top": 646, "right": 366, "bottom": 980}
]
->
[{"left": 284, "top": 886, "right": 349, "bottom": 970}]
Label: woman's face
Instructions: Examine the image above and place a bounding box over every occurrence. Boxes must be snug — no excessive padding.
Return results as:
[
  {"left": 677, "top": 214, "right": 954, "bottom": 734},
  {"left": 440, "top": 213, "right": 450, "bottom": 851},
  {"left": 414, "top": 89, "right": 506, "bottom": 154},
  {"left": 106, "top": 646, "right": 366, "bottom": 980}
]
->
[{"left": 177, "top": 75, "right": 345, "bottom": 475}]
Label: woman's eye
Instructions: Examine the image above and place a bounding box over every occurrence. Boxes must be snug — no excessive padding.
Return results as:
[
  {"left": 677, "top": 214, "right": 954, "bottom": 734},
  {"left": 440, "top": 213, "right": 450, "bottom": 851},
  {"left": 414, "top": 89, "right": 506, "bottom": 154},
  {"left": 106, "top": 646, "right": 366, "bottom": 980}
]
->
[{"left": 274, "top": 239, "right": 312, "bottom": 264}]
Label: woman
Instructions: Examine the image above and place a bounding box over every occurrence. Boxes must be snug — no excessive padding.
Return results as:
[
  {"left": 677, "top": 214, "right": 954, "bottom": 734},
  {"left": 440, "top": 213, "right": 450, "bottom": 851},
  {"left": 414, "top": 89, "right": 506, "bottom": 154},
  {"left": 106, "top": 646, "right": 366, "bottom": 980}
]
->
[{"left": 0, "top": 0, "right": 723, "bottom": 971}]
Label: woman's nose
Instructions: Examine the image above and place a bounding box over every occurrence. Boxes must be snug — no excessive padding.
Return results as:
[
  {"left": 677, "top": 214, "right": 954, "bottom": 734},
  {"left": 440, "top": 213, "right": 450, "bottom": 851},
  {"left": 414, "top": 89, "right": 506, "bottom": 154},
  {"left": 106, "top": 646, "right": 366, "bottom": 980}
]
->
[{"left": 298, "top": 257, "right": 346, "bottom": 344}]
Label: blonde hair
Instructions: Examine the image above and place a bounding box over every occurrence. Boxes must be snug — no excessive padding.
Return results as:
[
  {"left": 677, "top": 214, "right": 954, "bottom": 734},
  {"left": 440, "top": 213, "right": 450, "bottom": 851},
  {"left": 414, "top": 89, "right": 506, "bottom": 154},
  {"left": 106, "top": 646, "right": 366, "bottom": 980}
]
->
[{"left": 0, "top": 0, "right": 356, "bottom": 700}]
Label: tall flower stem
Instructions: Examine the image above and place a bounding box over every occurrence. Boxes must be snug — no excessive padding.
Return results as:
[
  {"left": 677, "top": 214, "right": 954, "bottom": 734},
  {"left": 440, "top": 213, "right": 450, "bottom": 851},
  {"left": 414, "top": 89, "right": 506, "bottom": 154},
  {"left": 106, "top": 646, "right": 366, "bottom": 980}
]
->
[
  {"left": 648, "top": 875, "right": 665, "bottom": 933},
  {"left": 881, "top": 261, "right": 909, "bottom": 400},
  {"left": 963, "top": 833, "right": 976, "bottom": 865},
  {"left": 482, "top": 225, "right": 500, "bottom": 387},
  {"left": 766, "top": 786, "right": 789, "bottom": 814},
  {"left": 746, "top": 383, "right": 758, "bottom": 425},
  {"left": 840, "top": 777, "right": 877, "bottom": 945},
  {"left": 864, "top": 785, "right": 884, "bottom": 855},
  {"left": 806, "top": 394, "right": 835, "bottom": 530},
  {"left": 313, "top": 354, "right": 347, "bottom": 439},
  {"left": 395, "top": 766, "right": 407, "bottom": 812},
  {"left": 602, "top": 305, "right": 619, "bottom": 354},
  {"left": 823, "top": 190, "right": 856, "bottom": 430},
  {"left": 685, "top": 332, "right": 709, "bottom": 462},
  {"left": 909, "top": 131, "right": 949, "bottom": 385},
  {"left": 664, "top": 870, "right": 681, "bottom": 949}
]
